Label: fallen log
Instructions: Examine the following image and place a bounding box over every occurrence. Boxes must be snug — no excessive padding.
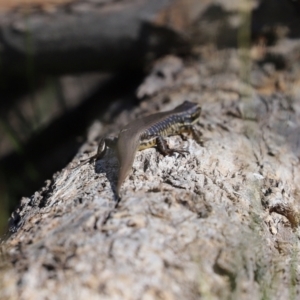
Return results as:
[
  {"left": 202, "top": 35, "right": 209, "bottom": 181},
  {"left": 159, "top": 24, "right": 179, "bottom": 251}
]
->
[{"left": 2, "top": 41, "right": 300, "bottom": 298}]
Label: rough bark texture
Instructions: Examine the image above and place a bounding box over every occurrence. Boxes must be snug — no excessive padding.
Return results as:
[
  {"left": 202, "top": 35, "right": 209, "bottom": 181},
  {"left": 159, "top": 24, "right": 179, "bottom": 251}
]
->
[{"left": 2, "top": 40, "right": 300, "bottom": 299}]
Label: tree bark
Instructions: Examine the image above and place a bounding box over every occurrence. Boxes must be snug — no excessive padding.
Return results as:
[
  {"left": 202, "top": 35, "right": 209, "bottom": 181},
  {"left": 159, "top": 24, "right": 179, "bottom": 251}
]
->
[{"left": 2, "top": 39, "right": 300, "bottom": 299}]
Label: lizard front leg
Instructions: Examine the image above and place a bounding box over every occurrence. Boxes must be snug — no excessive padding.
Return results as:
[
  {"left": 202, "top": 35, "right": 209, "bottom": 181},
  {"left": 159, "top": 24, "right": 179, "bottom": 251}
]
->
[
  {"left": 72, "top": 136, "right": 118, "bottom": 169},
  {"left": 181, "top": 125, "right": 203, "bottom": 146},
  {"left": 156, "top": 136, "right": 189, "bottom": 156},
  {"left": 96, "top": 136, "right": 118, "bottom": 159}
]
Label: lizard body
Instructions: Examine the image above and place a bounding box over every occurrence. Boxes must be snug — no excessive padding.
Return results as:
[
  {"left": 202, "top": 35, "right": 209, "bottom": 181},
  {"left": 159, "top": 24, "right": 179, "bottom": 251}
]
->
[{"left": 74, "top": 101, "right": 202, "bottom": 197}]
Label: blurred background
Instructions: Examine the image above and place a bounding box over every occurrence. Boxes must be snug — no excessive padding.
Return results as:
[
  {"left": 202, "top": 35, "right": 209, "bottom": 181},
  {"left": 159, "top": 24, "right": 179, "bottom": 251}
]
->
[{"left": 1, "top": 0, "right": 300, "bottom": 235}]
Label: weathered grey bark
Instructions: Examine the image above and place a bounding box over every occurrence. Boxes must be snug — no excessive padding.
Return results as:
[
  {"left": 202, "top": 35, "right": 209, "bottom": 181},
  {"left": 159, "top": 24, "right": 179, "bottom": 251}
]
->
[{"left": 2, "top": 40, "right": 300, "bottom": 299}]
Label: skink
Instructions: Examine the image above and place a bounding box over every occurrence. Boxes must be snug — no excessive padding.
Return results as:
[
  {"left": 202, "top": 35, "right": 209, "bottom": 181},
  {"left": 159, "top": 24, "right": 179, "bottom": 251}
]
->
[{"left": 74, "top": 100, "right": 202, "bottom": 197}]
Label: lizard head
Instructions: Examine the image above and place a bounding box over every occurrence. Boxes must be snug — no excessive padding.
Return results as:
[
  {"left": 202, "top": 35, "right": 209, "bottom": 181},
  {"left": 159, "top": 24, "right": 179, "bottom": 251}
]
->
[{"left": 174, "top": 100, "right": 201, "bottom": 125}]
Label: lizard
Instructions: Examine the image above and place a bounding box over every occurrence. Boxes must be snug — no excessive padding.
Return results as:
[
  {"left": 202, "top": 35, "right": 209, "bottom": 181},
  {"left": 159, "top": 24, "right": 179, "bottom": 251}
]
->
[{"left": 73, "top": 100, "right": 202, "bottom": 197}]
